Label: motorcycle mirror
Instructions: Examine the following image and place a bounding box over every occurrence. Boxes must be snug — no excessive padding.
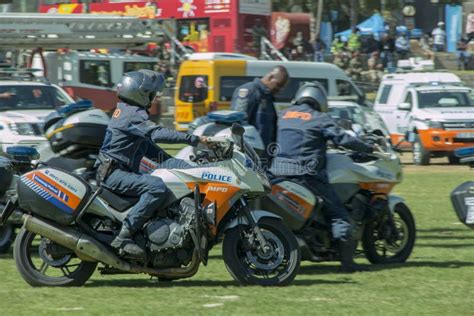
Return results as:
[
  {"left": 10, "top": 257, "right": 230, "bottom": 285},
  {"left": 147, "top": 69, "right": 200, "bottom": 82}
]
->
[
  {"left": 337, "top": 118, "right": 353, "bottom": 131},
  {"left": 231, "top": 123, "right": 245, "bottom": 137}
]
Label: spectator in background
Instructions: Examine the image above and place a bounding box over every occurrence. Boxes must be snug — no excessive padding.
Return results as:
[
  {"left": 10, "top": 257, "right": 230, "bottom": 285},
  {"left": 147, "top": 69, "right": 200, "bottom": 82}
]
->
[
  {"left": 466, "top": 10, "right": 474, "bottom": 42},
  {"left": 379, "top": 33, "right": 396, "bottom": 73},
  {"left": 314, "top": 36, "right": 326, "bottom": 62},
  {"left": 367, "top": 51, "right": 384, "bottom": 83},
  {"left": 331, "top": 36, "right": 345, "bottom": 55},
  {"left": 363, "top": 33, "right": 380, "bottom": 54},
  {"left": 419, "top": 33, "right": 435, "bottom": 60},
  {"left": 457, "top": 36, "right": 471, "bottom": 70},
  {"left": 432, "top": 22, "right": 446, "bottom": 52},
  {"left": 347, "top": 52, "right": 363, "bottom": 81},
  {"left": 396, "top": 31, "right": 411, "bottom": 60},
  {"left": 348, "top": 27, "right": 361, "bottom": 52},
  {"left": 332, "top": 51, "right": 347, "bottom": 70}
]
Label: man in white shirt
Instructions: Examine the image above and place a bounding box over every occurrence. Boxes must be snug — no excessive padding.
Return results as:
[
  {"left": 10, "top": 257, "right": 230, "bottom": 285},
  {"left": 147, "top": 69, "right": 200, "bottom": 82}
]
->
[
  {"left": 432, "top": 22, "right": 446, "bottom": 52},
  {"left": 466, "top": 10, "right": 474, "bottom": 41}
]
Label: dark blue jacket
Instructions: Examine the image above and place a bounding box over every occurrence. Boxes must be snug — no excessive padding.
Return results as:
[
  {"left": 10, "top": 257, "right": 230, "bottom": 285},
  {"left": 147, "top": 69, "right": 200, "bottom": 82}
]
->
[
  {"left": 100, "top": 102, "right": 199, "bottom": 173},
  {"left": 270, "top": 103, "right": 373, "bottom": 182},
  {"left": 231, "top": 78, "right": 277, "bottom": 149}
]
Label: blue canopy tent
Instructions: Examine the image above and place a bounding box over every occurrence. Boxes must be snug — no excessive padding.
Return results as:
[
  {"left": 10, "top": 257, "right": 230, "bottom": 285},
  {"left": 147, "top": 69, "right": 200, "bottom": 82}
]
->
[{"left": 336, "top": 13, "right": 385, "bottom": 41}]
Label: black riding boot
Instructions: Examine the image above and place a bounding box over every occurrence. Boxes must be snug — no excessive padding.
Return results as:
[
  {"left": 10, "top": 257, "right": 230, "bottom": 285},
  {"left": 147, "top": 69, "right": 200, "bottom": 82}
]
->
[
  {"left": 338, "top": 239, "right": 368, "bottom": 273},
  {"left": 111, "top": 226, "right": 145, "bottom": 258}
]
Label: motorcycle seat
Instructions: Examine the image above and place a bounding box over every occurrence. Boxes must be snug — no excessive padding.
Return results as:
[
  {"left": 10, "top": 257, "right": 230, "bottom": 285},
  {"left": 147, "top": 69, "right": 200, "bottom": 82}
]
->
[{"left": 98, "top": 187, "right": 139, "bottom": 212}]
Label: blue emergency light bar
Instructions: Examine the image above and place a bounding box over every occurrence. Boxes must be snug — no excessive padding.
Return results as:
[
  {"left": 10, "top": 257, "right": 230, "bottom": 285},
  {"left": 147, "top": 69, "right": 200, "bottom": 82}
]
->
[
  {"left": 57, "top": 100, "right": 93, "bottom": 116},
  {"left": 208, "top": 110, "right": 247, "bottom": 123}
]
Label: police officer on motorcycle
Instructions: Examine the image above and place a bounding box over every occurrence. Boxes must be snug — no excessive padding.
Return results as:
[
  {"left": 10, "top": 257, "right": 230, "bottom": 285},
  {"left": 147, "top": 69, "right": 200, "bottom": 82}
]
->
[
  {"left": 269, "top": 82, "right": 375, "bottom": 272},
  {"left": 98, "top": 70, "right": 212, "bottom": 257},
  {"left": 231, "top": 66, "right": 289, "bottom": 162}
]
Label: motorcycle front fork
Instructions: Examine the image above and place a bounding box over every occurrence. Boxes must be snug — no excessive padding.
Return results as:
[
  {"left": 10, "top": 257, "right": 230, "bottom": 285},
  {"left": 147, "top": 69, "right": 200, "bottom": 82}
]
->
[{"left": 240, "top": 198, "right": 272, "bottom": 253}]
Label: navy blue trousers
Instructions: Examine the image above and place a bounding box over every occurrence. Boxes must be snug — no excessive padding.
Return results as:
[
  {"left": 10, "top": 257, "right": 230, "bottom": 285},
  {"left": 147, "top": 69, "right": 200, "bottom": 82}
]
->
[{"left": 105, "top": 168, "right": 167, "bottom": 233}]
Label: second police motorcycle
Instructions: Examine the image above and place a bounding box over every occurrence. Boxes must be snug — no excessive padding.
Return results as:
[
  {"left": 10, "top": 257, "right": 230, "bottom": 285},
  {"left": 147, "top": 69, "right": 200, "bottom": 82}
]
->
[{"left": 177, "top": 108, "right": 416, "bottom": 267}]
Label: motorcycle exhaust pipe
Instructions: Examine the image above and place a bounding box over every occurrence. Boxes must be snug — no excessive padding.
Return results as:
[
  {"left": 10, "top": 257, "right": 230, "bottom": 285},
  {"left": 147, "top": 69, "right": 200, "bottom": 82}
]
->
[{"left": 22, "top": 215, "right": 131, "bottom": 272}]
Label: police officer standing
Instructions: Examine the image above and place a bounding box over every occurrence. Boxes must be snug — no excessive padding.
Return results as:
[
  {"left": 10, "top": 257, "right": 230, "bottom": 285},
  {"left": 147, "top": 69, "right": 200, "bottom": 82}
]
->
[
  {"left": 269, "top": 82, "right": 376, "bottom": 273},
  {"left": 231, "top": 66, "right": 289, "bottom": 162},
  {"left": 98, "top": 70, "right": 212, "bottom": 257}
]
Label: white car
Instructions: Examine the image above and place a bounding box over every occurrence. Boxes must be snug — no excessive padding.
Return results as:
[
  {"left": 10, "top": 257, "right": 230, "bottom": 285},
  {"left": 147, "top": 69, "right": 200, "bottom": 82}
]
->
[
  {"left": 374, "top": 72, "right": 474, "bottom": 165},
  {"left": 0, "top": 80, "right": 75, "bottom": 152},
  {"left": 328, "top": 99, "right": 390, "bottom": 138}
]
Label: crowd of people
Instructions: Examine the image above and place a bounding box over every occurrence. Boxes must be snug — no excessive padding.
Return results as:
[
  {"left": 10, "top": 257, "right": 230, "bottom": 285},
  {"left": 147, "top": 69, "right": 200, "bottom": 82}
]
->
[
  {"left": 329, "top": 27, "right": 413, "bottom": 84},
  {"left": 276, "top": 21, "right": 473, "bottom": 84}
]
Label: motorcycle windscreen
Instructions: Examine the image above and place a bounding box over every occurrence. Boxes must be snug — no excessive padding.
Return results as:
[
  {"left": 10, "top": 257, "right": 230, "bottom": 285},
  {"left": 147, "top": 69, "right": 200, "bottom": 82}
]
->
[
  {"left": 450, "top": 181, "right": 474, "bottom": 229},
  {"left": 17, "top": 168, "right": 91, "bottom": 225}
]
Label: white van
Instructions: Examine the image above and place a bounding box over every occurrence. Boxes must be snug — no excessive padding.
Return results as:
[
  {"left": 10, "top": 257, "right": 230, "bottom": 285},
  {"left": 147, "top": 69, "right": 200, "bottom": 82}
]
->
[
  {"left": 374, "top": 72, "right": 474, "bottom": 165},
  {"left": 175, "top": 53, "right": 365, "bottom": 130}
]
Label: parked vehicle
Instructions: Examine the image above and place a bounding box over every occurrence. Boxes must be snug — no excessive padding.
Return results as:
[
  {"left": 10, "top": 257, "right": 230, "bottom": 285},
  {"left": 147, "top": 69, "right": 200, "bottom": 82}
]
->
[
  {"left": 175, "top": 53, "right": 365, "bottom": 131},
  {"left": 2, "top": 125, "right": 300, "bottom": 287},
  {"left": 37, "top": 51, "right": 160, "bottom": 119},
  {"left": 177, "top": 112, "right": 416, "bottom": 266},
  {"left": 451, "top": 147, "right": 474, "bottom": 229},
  {"left": 0, "top": 69, "right": 75, "bottom": 153},
  {"left": 374, "top": 72, "right": 474, "bottom": 165},
  {"left": 328, "top": 97, "right": 390, "bottom": 138}
]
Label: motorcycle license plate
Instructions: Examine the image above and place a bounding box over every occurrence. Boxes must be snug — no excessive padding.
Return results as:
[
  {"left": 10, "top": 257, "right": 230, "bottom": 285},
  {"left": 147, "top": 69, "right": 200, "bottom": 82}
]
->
[
  {"left": 457, "top": 132, "right": 474, "bottom": 139},
  {"left": 0, "top": 200, "right": 17, "bottom": 226}
]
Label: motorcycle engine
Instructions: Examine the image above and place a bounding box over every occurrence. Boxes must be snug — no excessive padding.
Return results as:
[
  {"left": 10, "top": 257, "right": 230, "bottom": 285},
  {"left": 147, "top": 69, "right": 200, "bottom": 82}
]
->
[{"left": 145, "top": 198, "right": 195, "bottom": 253}]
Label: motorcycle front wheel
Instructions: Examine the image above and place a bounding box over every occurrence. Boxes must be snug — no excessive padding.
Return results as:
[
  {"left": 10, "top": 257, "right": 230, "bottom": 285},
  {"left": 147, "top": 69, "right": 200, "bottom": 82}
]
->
[
  {"left": 362, "top": 203, "right": 416, "bottom": 264},
  {"left": 222, "top": 218, "right": 300, "bottom": 286},
  {"left": 14, "top": 227, "right": 97, "bottom": 287}
]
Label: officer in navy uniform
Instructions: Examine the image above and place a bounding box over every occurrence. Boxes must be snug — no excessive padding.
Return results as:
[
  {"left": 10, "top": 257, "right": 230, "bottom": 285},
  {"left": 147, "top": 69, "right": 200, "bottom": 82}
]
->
[
  {"left": 270, "top": 82, "right": 376, "bottom": 273},
  {"left": 231, "top": 66, "right": 289, "bottom": 162},
  {"left": 98, "top": 70, "right": 212, "bottom": 257}
]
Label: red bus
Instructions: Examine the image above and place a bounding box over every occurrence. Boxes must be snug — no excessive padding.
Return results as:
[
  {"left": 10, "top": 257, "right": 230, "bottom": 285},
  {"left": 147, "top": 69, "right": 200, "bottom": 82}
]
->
[{"left": 39, "top": 0, "right": 272, "bottom": 55}]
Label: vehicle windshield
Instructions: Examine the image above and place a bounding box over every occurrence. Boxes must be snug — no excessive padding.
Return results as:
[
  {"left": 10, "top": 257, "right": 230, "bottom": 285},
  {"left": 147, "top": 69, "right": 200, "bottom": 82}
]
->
[
  {"left": 123, "top": 62, "right": 157, "bottom": 73},
  {"left": 329, "top": 106, "right": 365, "bottom": 125},
  {"left": 0, "top": 85, "right": 73, "bottom": 110},
  {"left": 417, "top": 90, "right": 474, "bottom": 108}
]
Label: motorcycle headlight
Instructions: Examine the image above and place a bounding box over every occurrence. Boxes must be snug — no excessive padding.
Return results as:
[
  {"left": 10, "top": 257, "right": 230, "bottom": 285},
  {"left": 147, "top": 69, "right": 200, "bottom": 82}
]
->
[{"left": 427, "top": 120, "right": 444, "bottom": 129}]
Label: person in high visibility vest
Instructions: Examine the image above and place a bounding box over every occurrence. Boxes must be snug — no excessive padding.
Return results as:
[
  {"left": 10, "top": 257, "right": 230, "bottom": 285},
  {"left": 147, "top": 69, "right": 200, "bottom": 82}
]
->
[
  {"left": 348, "top": 27, "right": 361, "bottom": 52},
  {"left": 331, "top": 36, "right": 345, "bottom": 54}
]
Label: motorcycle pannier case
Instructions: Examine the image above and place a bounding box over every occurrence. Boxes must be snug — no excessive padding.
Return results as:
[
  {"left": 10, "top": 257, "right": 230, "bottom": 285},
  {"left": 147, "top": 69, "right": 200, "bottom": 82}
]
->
[
  {"left": 46, "top": 117, "right": 107, "bottom": 154},
  {"left": 450, "top": 181, "right": 474, "bottom": 229},
  {"left": 17, "top": 168, "right": 91, "bottom": 225}
]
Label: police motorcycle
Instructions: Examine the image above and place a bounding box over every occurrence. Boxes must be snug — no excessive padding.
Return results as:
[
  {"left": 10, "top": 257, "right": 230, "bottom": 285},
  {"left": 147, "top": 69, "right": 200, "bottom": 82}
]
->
[
  {"left": 451, "top": 147, "right": 474, "bottom": 229},
  {"left": 0, "top": 147, "right": 39, "bottom": 253},
  {"left": 177, "top": 111, "right": 416, "bottom": 266},
  {"left": 1, "top": 123, "right": 300, "bottom": 287},
  {"left": 0, "top": 101, "right": 109, "bottom": 253}
]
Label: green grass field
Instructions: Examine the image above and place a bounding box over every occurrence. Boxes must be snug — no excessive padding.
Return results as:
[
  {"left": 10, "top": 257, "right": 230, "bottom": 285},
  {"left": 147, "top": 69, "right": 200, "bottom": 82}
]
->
[{"left": 1, "top": 155, "right": 474, "bottom": 315}]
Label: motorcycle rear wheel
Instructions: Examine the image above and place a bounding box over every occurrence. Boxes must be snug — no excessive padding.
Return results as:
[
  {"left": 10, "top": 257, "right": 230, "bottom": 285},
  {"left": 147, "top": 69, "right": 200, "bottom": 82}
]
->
[
  {"left": 362, "top": 203, "right": 416, "bottom": 264},
  {"left": 14, "top": 227, "right": 97, "bottom": 287},
  {"left": 222, "top": 218, "right": 300, "bottom": 286}
]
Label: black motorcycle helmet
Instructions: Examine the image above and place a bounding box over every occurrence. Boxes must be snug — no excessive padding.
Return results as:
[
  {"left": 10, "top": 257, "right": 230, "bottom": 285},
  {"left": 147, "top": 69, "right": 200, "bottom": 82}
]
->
[
  {"left": 117, "top": 69, "right": 165, "bottom": 108},
  {"left": 293, "top": 81, "right": 329, "bottom": 112}
]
